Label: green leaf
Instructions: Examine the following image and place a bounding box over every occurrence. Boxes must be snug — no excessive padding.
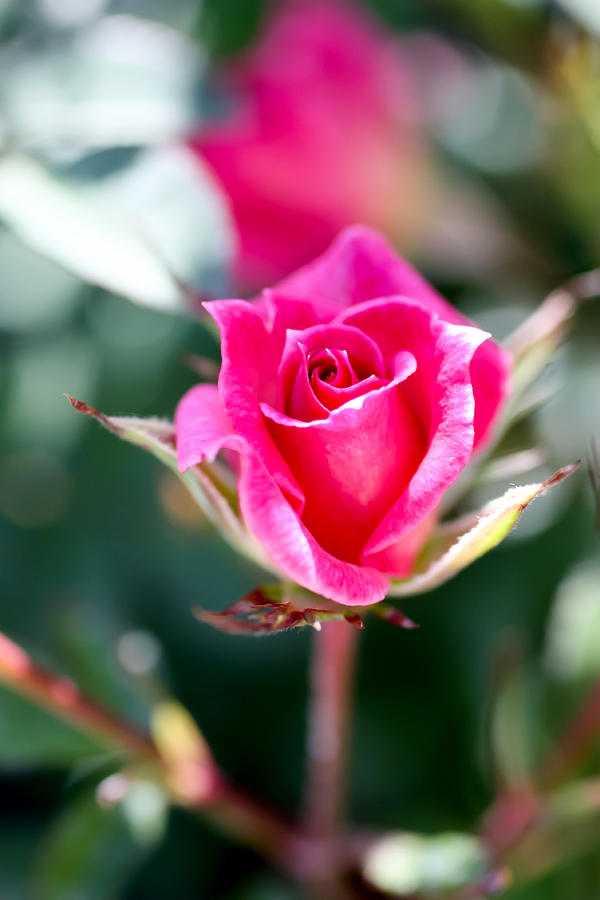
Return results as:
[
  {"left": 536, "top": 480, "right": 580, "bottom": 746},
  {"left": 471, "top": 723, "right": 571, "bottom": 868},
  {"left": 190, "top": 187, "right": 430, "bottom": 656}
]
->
[
  {"left": 0, "top": 152, "right": 189, "bottom": 313},
  {"left": 33, "top": 787, "right": 147, "bottom": 900},
  {"left": 389, "top": 464, "right": 579, "bottom": 597}
]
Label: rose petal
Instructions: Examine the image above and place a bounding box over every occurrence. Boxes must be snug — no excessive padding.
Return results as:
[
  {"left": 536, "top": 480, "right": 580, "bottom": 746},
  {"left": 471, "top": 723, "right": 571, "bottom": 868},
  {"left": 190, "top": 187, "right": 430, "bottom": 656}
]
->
[
  {"left": 470, "top": 341, "right": 512, "bottom": 450},
  {"left": 205, "top": 299, "right": 304, "bottom": 510},
  {"left": 175, "top": 384, "right": 389, "bottom": 605},
  {"left": 276, "top": 225, "right": 443, "bottom": 313},
  {"left": 261, "top": 353, "right": 420, "bottom": 564},
  {"left": 273, "top": 225, "right": 511, "bottom": 448},
  {"left": 236, "top": 443, "right": 390, "bottom": 606},
  {"left": 311, "top": 372, "right": 388, "bottom": 415},
  {"left": 175, "top": 383, "right": 234, "bottom": 469},
  {"left": 336, "top": 300, "right": 490, "bottom": 562}
]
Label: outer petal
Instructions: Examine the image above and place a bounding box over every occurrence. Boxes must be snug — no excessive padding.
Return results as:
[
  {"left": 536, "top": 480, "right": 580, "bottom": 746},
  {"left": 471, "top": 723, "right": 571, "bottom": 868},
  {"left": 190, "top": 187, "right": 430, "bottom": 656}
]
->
[
  {"left": 175, "top": 384, "right": 389, "bottom": 606},
  {"left": 176, "top": 383, "right": 234, "bottom": 468},
  {"left": 338, "top": 298, "right": 490, "bottom": 564},
  {"left": 236, "top": 443, "right": 390, "bottom": 606},
  {"left": 205, "top": 298, "right": 304, "bottom": 510},
  {"left": 274, "top": 225, "right": 511, "bottom": 448},
  {"left": 276, "top": 225, "right": 444, "bottom": 313}
]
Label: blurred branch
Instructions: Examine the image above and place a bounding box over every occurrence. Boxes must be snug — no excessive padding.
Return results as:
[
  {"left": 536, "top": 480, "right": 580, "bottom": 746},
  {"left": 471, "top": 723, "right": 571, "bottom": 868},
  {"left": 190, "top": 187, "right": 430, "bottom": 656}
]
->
[
  {"left": 0, "top": 631, "right": 156, "bottom": 762},
  {"left": 0, "top": 630, "right": 297, "bottom": 865}
]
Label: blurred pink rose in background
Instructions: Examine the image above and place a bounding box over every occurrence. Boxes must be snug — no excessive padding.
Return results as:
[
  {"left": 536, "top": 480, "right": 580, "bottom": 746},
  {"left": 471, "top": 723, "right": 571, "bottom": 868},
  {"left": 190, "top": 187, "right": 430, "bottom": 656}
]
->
[
  {"left": 189, "top": 0, "right": 429, "bottom": 290},
  {"left": 175, "top": 228, "right": 511, "bottom": 607}
]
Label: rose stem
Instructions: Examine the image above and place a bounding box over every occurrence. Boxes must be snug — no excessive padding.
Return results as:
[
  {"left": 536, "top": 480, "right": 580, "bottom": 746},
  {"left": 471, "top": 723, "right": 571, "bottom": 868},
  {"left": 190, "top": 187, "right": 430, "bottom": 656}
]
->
[
  {"left": 0, "top": 630, "right": 296, "bottom": 864},
  {"left": 302, "top": 619, "right": 359, "bottom": 890}
]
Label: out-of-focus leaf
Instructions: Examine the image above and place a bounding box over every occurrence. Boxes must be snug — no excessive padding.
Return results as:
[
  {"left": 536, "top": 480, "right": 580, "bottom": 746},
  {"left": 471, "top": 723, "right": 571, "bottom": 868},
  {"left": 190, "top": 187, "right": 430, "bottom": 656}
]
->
[
  {"left": 83, "top": 145, "right": 235, "bottom": 294},
  {"left": 0, "top": 14, "right": 201, "bottom": 149},
  {"left": 33, "top": 787, "right": 146, "bottom": 900},
  {"left": 0, "top": 152, "right": 190, "bottom": 313},
  {"left": 0, "top": 686, "right": 103, "bottom": 766},
  {"left": 66, "top": 397, "right": 270, "bottom": 569},
  {"left": 555, "top": 1, "right": 600, "bottom": 39},
  {"left": 362, "top": 831, "right": 487, "bottom": 896},
  {"left": 434, "top": 56, "right": 543, "bottom": 174},
  {"left": 544, "top": 560, "right": 600, "bottom": 684},
  {"left": 389, "top": 464, "right": 579, "bottom": 597}
]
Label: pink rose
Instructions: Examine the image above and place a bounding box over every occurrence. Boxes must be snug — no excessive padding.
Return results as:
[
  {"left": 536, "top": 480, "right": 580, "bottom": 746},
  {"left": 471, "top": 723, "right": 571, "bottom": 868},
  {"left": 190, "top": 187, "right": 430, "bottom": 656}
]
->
[
  {"left": 175, "top": 227, "right": 511, "bottom": 607},
  {"left": 189, "top": 0, "right": 428, "bottom": 289}
]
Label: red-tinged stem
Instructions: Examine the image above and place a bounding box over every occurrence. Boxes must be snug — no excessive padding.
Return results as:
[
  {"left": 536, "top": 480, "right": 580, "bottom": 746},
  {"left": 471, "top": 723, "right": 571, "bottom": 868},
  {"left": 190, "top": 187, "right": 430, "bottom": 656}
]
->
[
  {"left": 201, "top": 782, "right": 298, "bottom": 863},
  {"left": 302, "top": 620, "right": 359, "bottom": 895},
  {"left": 0, "top": 631, "right": 296, "bottom": 865},
  {"left": 0, "top": 631, "right": 156, "bottom": 762}
]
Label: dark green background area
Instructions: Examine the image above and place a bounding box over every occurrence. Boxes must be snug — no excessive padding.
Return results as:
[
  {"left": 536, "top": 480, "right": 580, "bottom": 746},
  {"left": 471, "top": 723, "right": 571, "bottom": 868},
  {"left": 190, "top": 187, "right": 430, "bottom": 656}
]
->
[{"left": 1, "top": 0, "right": 600, "bottom": 897}]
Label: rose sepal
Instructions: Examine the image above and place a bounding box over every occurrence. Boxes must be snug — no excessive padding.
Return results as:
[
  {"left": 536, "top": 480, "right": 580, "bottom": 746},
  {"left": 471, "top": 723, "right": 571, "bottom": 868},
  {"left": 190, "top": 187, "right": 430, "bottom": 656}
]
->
[
  {"left": 387, "top": 463, "right": 580, "bottom": 598},
  {"left": 194, "top": 585, "right": 419, "bottom": 636}
]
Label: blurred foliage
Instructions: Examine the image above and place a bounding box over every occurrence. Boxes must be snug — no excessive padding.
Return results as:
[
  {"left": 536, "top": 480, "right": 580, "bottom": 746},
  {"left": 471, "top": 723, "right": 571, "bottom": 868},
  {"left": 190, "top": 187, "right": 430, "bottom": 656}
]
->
[{"left": 0, "top": 0, "right": 600, "bottom": 898}]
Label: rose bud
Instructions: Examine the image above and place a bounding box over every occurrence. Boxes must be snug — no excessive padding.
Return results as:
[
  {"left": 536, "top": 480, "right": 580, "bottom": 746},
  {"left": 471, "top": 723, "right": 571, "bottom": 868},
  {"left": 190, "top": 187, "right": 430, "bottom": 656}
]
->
[
  {"left": 175, "top": 227, "right": 513, "bottom": 607},
  {"left": 188, "top": 0, "right": 429, "bottom": 290}
]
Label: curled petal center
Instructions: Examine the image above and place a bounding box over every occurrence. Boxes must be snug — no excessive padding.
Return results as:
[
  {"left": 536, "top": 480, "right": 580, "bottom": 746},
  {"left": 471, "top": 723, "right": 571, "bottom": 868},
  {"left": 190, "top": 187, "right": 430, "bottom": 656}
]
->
[
  {"left": 277, "top": 323, "right": 391, "bottom": 422},
  {"left": 308, "top": 347, "right": 359, "bottom": 389}
]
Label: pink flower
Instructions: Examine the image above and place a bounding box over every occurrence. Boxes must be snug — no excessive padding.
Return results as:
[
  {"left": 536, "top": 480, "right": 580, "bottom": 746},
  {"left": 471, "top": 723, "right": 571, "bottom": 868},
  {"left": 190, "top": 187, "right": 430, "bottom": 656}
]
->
[
  {"left": 175, "top": 227, "right": 511, "bottom": 607},
  {"left": 189, "top": 0, "right": 427, "bottom": 289}
]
